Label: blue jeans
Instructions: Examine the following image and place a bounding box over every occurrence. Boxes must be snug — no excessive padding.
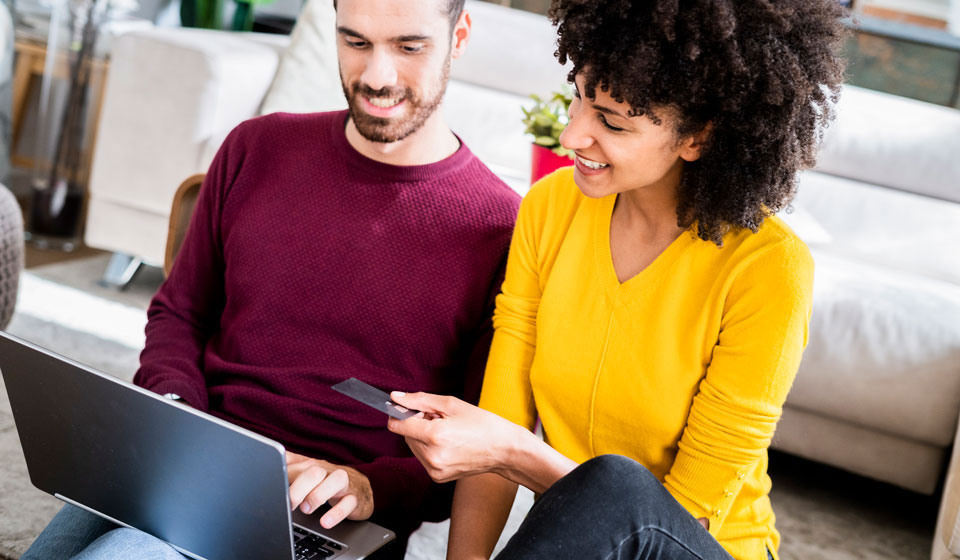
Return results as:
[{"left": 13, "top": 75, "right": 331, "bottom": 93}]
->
[
  {"left": 20, "top": 504, "right": 183, "bottom": 559},
  {"left": 495, "top": 455, "right": 741, "bottom": 560},
  {"left": 22, "top": 504, "right": 407, "bottom": 559}
]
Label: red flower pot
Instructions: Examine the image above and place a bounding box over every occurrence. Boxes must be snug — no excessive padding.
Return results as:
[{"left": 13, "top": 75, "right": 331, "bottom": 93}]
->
[{"left": 530, "top": 144, "right": 573, "bottom": 185}]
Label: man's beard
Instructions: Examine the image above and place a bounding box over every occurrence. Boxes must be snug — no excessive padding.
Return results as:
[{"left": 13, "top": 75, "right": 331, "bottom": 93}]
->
[{"left": 342, "top": 58, "right": 451, "bottom": 144}]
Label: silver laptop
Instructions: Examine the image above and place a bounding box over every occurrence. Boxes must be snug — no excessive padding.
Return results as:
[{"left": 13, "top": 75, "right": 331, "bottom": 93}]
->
[{"left": 0, "top": 331, "right": 395, "bottom": 560}]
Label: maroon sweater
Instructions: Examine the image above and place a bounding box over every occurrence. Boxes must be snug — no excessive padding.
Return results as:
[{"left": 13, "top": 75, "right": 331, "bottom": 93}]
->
[{"left": 134, "top": 111, "right": 519, "bottom": 533}]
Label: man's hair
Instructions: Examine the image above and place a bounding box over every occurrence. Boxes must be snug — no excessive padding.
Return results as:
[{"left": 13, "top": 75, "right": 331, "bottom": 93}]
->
[
  {"left": 444, "top": 0, "right": 467, "bottom": 31},
  {"left": 550, "top": 0, "right": 847, "bottom": 245},
  {"left": 332, "top": 0, "right": 466, "bottom": 34}
]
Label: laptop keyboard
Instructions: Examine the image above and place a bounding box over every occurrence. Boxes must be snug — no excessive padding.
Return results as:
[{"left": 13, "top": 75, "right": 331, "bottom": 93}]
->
[{"left": 293, "top": 525, "right": 345, "bottom": 559}]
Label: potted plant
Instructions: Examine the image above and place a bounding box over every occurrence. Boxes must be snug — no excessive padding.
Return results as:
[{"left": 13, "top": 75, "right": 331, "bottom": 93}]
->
[
  {"left": 181, "top": 0, "right": 276, "bottom": 31},
  {"left": 521, "top": 87, "right": 574, "bottom": 184}
]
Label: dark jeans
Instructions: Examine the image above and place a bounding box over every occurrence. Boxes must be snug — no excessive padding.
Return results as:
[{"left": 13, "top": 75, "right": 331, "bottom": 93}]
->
[{"left": 495, "top": 455, "right": 738, "bottom": 560}]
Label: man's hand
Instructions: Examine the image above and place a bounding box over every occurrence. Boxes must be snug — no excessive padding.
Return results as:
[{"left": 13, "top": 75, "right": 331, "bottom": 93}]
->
[{"left": 286, "top": 452, "right": 374, "bottom": 529}]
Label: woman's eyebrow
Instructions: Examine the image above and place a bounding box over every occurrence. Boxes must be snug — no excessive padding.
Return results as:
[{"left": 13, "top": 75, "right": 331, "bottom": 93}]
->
[{"left": 591, "top": 103, "right": 628, "bottom": 120}]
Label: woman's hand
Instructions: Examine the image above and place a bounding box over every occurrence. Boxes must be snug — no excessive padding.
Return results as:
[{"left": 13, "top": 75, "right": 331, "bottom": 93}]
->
[{"left": 387, "top": 392, "right": 525, "bottom": 483}]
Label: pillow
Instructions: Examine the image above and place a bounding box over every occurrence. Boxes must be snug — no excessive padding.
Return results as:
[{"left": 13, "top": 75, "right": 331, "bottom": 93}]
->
[{"left": 258, "top": 0, "right": 347, "bottom": 116}]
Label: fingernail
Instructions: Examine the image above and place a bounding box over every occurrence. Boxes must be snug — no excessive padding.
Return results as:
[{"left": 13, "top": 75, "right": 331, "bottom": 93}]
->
[
  {"left": 392, "top": 391, "right": 405, "bottom": 398},
  {"left": 301, "top": 503, "right": 311, "bottom": 514}
]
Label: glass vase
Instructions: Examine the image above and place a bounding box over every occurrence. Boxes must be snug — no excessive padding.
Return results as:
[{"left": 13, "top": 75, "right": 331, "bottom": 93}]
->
[{"left": 26, "top": 0, "right": 107, "bottom": 251}]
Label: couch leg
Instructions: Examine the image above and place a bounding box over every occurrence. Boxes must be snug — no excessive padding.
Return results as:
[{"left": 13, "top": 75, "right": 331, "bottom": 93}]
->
[{"left": 97, "top": 253, "right": 142, "bottom": 290}]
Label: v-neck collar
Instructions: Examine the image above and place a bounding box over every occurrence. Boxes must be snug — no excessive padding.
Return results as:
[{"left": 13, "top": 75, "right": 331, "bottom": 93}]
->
[{"left": 593, "top": 194, "right": 696, "bottom": 305}]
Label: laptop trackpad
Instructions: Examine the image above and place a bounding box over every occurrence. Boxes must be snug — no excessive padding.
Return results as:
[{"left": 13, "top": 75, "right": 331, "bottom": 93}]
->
[{"left": 291, "top": 509, "right": 395, "bottom": 558}]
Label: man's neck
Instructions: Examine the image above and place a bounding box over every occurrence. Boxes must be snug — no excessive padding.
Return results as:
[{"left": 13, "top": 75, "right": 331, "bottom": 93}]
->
[{"left": 344, "top": 111, "right": 461, "bottom": 167}]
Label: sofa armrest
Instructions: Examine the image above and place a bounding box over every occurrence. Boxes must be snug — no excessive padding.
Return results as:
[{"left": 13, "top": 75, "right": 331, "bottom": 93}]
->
[{"left": 85, "top": 28, "right": 287, "bottom": 261}]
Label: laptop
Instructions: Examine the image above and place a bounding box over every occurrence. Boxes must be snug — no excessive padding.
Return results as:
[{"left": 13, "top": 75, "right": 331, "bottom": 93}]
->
[{"left": 0, "top": 331, "right": 395, "bottom": 560}]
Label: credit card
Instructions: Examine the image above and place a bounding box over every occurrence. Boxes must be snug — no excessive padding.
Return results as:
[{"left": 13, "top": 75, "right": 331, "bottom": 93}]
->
[{"left": 331, "top": 377, "right": 419, "bottom": 420}]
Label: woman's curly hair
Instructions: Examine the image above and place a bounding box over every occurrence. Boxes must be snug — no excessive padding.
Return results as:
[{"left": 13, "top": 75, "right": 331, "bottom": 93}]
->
[{"left": 550, "top": 0, "right": 848, "bottom": 245}]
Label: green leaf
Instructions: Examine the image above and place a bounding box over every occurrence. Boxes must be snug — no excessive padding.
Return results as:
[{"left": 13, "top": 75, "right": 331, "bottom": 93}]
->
[
  {"left": 522, "top": 86, "right": 575, "bottom": 146},
  {"left": 533, "top": 114, "right": 553, "bottom": 128}
]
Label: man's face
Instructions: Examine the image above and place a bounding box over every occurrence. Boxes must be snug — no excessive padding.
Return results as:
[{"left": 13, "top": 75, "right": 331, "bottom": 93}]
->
[{"left": 336, "top": 0, "right": 456, "bottom": 143}]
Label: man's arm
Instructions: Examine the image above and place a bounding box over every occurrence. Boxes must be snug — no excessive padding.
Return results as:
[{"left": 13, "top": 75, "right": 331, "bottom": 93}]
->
[{"left": 133, "top": 130, "right": 240, "bottom": 411}]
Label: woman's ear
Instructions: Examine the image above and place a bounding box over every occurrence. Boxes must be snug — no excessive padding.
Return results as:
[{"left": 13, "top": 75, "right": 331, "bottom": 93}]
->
[{"left": 679, "top": 122, "right": 713, "bottom": 162}]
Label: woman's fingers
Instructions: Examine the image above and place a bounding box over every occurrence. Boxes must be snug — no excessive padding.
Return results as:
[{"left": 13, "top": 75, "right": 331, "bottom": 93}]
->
[{"left": 390, "top": 391, "right": 458, "bottom": 415}]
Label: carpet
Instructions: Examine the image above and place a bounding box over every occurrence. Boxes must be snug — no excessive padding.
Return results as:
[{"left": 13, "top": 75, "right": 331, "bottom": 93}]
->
[{"left": 0, "top": 254, "right": 939, "bottom": 559}]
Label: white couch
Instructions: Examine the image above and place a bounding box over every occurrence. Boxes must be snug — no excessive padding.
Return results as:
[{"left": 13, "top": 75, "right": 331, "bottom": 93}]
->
[{"left": 86, "top": 0, "right": 960, "bottom": 501}]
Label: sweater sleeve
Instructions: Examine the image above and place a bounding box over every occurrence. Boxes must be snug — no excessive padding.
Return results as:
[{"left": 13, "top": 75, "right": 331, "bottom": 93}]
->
[
  {"left": 476, "top": 182, "right": 549, "bottom": 431},
  {"left": 663, "top": 237, "right": 814, "bottom": 536},
  {"left": 133, "top": 128, "right": 241, "bottom": 411}
]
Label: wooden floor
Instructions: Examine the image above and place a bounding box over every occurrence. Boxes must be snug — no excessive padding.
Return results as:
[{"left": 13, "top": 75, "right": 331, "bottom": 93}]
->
[{"left": 24, "top": 243, "right": 105, "bottom": 269}]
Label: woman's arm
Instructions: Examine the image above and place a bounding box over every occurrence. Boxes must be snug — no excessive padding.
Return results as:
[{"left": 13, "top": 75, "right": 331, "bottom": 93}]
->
[
  {"left": 447, "top": 474, "right": 517, "bottom": 560},
  {"left": 663, "top": 238, "right": 815, "bottom": 536},
  {"left": 388, "top": 392, "right": 577, "bottom": 492}
]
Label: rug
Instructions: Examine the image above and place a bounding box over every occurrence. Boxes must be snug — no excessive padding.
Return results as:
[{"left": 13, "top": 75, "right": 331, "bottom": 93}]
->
[{"left": 0, "top": 254, "right": 938, "bottom": 559}]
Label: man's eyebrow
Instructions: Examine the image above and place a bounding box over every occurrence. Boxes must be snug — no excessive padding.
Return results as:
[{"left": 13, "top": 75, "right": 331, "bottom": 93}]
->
[
  {"left": 591, "top": 103, "right": 628, "bottom": 120},
  {"left": 336, "top": 27, "right": 431, "bottom": 43},
  {"left": 337, "top": 26, "right": 367, "bottom": 40},
  {"left": 392, "top": 34, "right": 431, "bottom": 43}
]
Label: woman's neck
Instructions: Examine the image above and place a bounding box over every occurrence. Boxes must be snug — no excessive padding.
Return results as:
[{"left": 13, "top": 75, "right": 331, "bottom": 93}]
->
[{"left": 613, "top": 159, "right": 686, "bottom": 242}]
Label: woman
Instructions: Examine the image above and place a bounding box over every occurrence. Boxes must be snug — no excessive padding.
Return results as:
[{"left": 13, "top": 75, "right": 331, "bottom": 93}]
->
[{"left": 388, "top": 1, "right": 847, "bottom": 559}]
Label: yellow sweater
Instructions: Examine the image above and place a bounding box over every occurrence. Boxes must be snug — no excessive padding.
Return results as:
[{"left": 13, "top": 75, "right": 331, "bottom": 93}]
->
[{"left": 478, "top": 168, "right": 814, "bottom": 560}]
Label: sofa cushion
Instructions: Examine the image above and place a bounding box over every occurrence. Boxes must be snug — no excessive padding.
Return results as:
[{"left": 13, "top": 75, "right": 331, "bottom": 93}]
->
[
  {"left": 795, "top": 170, "right": 960, "bottom": 286},
  {"left": 787, "top": 251, "right": 960, "bottom": 447},
  {"left": 787, "top": 167, "right": 960, "bottom": 446},
  {"left": 451, "top": 1, "right": 569, "bottom": 97},
  {"left": 816, "top": 85, "right": 960, "bottom": 204},
  {"left": 258, "top": 0, "right": 346, "bottom": 116},
  {"left": 775, "top": 202, "right": 832, "bottom": 246},
  {"left": 444, "top": 80, "right": 534, "bottom": 193}
]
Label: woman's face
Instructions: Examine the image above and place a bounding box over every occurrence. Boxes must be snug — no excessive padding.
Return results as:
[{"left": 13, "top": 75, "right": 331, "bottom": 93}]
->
[{"left": 559, "top": 73, "right": 704, "bottom": 200}]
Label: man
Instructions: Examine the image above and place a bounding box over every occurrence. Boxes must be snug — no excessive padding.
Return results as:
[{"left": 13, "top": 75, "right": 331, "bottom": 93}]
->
[{"left": 20, "top": 0, "right": 519, "bottom": 558}]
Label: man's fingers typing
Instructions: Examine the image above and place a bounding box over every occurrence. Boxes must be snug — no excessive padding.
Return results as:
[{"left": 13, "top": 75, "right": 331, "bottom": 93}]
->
[
  {"left": 301, "top": 469, "right": 350, "bottom": 514},
  {"left": 288, "top": 464, "right": 329, "bottom": 511},
  {"left": 320, "top": 494, "right": 358, "bottom": 529}
]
